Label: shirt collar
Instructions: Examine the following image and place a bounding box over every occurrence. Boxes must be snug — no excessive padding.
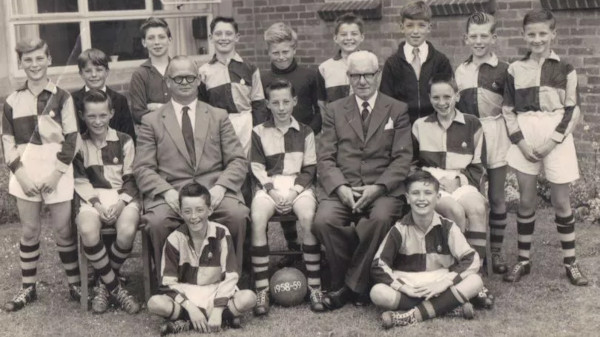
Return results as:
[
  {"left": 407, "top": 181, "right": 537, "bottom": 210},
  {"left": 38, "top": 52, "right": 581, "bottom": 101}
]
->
[
  {"left": 271, "top": 58, "right": 298, "bottom": 74},
  {"left": 171, "top": 99, "right": 198, "bottom": 115},
  {"left": 81, "top": 127, "right": 118, "bottom": 147},
  {"left": 208, "top": 52, "right": 244, "bottom": 65},
  {"left": 355, "top": 92, "right": 378, "bottom": 110},
  {"left": 464, "top": 53, "right": 499, "bottom": 67},
  {"left": 85, "top": 85, "right": 107, "bottom": 92},
  {"left": 177, "top": 220, "right": 218, "bottom": 241},
  {"left": 403, "top": 42, "right": 428, "bottom": 56},
  {"left": 522, "top": 50, "right": 560, "bottom": 62},
  {"left": 424, "top": 108, "right": 466, "bottom": 125},
  {"left": 263, "top": 116, "right": 301, "bottom": 131},
  {"left": 140, "top": 59, "right": 153, "bottom": 68},
  {"left": 17, "top": 80, "right": 58, "bottom": 94},
  {"left": 332, "top": 49, "right": 344, "bottom": 61},
  {"left": 404, "top": 212, "right": 444, "bottom": 235}
]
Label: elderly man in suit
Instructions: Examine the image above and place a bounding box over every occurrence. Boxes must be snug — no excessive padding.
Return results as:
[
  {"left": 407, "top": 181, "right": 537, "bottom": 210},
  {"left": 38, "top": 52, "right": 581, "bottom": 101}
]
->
[
  {"left": 134, "top": 56, "right": 249, "bottom": 280},
  {"left": 313, "top": 50, "right": 412, "bottom": 310}
]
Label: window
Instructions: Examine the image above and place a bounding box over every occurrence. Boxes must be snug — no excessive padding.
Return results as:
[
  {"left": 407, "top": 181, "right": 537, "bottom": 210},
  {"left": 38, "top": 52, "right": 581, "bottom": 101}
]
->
[{"left": 7, "top": 0, "right": 219, "bottom": 77}]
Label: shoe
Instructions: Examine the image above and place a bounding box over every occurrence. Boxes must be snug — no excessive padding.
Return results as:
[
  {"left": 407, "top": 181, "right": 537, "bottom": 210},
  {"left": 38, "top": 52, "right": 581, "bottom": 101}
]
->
[
  {"left": 68, "top": 284, "right": 83, "bottom": 302},
  {"left": 503, "top": 261, "right": 531, "bottom": 283},
  {"left": 446, "top": 303, "right": 475, "bottom": 319},
  {"left": 491, "top": 253, "right": 508, "bottom": 274},
  {"left": 253, "top": 288, "right": 270, "bottom": 316},
  {"left": 471, "top": 286, "right": 494, "bottom": 309},
  {"left": 565, "top": 262, "right": 589, "bottom": 286},
  {"left": 308, "top": 287, "right": 325, "bottom": 312},
  {"left": 222, "top": 308, "right": 242, "bottom": 329},
  {"left": 160, "top": 320, "right": 191, "bottom": 336},
  {"left": 353, "top": 292, "right": 370, "bottom": 307},
  {"left": 322, "top": 285, "right": 352, "bottom": 310},
  {"left": 381, "top": 309, "right": 418, "bottom": 329},
  {"left": 111, "top": 285, "right": 140, "bottom": 314},
  {"left": 91, "top": 283, "right": 110, "bottom": 314},
  {"left": 4, "top": 286, "right": 37, "bottom": 312}
]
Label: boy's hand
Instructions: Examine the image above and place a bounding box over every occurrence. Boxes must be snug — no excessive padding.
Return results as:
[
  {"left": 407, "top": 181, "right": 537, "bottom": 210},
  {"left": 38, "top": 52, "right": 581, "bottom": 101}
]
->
[
  {"left": 400, "top": 284, "right": 422, "bottom": 298},
  {"left": 533, "top": 140, "right": 558, "bottom": 159},
  {"left": 209, "top": 185, "right": 226, "bottom": 209},
  {"left": 207, "top": 307, "right": 224, "bottom": 332},
  {"left": 352, "top": 185, "right": 385, "bottom": 213},
  {"left": 162, "top": 189, "right": 180, "bottom": 213},
  {"left": 282, "top": 189, "right": 299, "bottom": 209},
  {"left": 517, "top": 140, "right": 540, "bottom": 163},
  {"left": 336, "top": 185, "right": 356, "bottom": 210},
  {"left": 414, "top": 280, "right": 452, "bottom": 300},
  {"left": 184, "top": 302, "right": 208, "bottom": 333},
  {"left": 147, "top": 103, "right": 164, "bottom": 111},
  {"left": 39, "top": 170, "right": 63, "bottom": 194},
  {"left": 106, "top": 200, "right": 126, "bottom": 220},
  {"left": 439, "top": 177, "right": 460, "bottom": 193},
  {"left": 94, "top": 202, "right": 112, "bottom": 224},
  {"left": 14, "top": 169, "right": 39, "bottom": 197},
  {"left": 269, "top": 189, "right": 291, "bottom": 213}
]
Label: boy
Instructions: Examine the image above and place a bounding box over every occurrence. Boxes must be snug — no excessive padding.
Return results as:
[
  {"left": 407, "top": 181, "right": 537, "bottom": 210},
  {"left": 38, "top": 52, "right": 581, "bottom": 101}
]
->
[
  {"left": 502, "top": 9, "right": 587, "bottom": 286},
  {"left": 199, "top": 16, "right": 268, "bottom": 156},
  {"left": 455, "top": 12, "right": 510, "bottom": 274},
  {"left": 2, "top": 38, "right": 82, "bottom": 311},
  {"left": 371, "top": 171, "right": 483, "bottom": 328},
  {"left": 412, "top": 73, "right": 493, "bottom": 307},
  {"left": 317, "top": 13, "right": 365, "bottom": 115},
  {"left": 73, "top": 89, "right": 141, "bottom": 314},
  {"left": 129, "top": 17, "right": 172, "bottom": 125},
  {"left": 380, "top": 0, "right": 453, "bottom": 124},
  {"left": 147, "top": 183, "right": 256, "bottom": 335},
  {"left": 72, "top": 48, "right": 136, "bottom": 140},
  {"left": 249, "top": 79, "right": 323, "bottom": 315}
]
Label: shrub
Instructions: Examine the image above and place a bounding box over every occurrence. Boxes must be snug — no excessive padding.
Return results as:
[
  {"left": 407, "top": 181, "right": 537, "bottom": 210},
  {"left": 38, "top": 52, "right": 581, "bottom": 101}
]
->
[{"left": 0, "top": 164, "right": 18, "bottom": 224}]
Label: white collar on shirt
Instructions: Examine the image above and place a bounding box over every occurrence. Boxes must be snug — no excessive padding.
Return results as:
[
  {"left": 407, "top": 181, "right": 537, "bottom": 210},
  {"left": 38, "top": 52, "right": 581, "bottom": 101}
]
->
[
  {"left": 85, "top": 85, "right": 107, "bottom": 92},
  {"left": 404, "top": 42, "right": 429, "bottom": 64},
  {"left": 171, "top": 99, "right": 198, "bottom": 133},
  {"left": 355, "top": 91, "right": 378, "bottom": 114}
]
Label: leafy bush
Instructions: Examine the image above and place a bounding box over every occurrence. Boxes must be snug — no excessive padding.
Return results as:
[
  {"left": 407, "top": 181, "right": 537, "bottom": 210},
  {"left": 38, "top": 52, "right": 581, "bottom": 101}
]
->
[{"left": 0, "top": 165, "right": 18, "bottom": 224}]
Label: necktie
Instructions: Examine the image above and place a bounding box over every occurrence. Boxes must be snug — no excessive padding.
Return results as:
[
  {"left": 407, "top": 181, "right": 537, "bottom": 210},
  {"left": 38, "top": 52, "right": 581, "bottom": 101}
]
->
[
  {"left": 361, "top": 101, "right": 370, "bottom": 136},
  {"left": 411, "top": 47, "right": 421, "bottom": 79},
  {"left": 181, "top": 106, "right": 196, "bottom": 166}
]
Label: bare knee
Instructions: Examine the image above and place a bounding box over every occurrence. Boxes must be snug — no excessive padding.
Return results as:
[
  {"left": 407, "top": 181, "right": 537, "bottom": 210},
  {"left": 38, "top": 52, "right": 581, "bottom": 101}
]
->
[
  {"left": 147, "top": 295, "right": 173, "bottom": 317},
  {"left": 370, "top": 283, "right": 398, "bottom": 310},
  {"left": 116, "top": 224, "right": 138, "bottom": 247},
  {"left": 231, "top": 290, "right": 256, "bottom": 313},
  {"left": 21, "top": 225, "right": 41, "bottom": 244},
  {"left": 456, "top": 274, "right": 483, "bottom": 300}
]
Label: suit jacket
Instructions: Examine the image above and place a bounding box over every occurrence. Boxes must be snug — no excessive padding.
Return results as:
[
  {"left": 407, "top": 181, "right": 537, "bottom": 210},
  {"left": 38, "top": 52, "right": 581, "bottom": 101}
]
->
[
  {"left": 71, "top": 86, "right": 136, "bottom": 141},
  {"left": 317, "top": 92, "right": 412, "bottom": 200},
  {"left": 134, "top": 100, "right": 248, "bottom": 209}
]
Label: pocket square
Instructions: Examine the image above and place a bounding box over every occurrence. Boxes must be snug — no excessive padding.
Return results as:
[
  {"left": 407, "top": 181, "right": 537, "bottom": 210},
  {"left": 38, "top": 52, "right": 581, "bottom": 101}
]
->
[{"left": 383, "top": 117, "right": 394, "bottom": 130}]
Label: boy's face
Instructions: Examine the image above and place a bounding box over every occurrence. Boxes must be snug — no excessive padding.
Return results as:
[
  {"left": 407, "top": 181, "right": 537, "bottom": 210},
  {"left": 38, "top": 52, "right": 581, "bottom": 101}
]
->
[
  {"left": 401, "top": 18, "right": 431, "bottom": 47},
  {"left": 210, "top": 22, "right": 239, "bottom": 55},
  {"left": 522, "top": 22, "right": 555, "bottom": 58},
  {"left": 407, "top": 181, "right": 439, "bottom": 217},
  {"left": 142, "top": 27, "right": 171, "bottom": 58},
  {"left": 268, "top": 41, "right": 296, "bottom": 70},
  {"left": 333, "top": 23, "right": 364, "bottom": 55},
  {"left": 430, "top": 82, "right": 459, "bottom": 119},
  {"left": 180, "top": 196, "right": 212, "bottom": 232},
  {"left": 80, "top": 62, "right": 108, "bottom": 90},
  {"left": 267, "top": 88, "right": 297, "bottom": 125},
  {"left": 19, "top": 48, "right": 51, "bottom": 82},
  {"left": 83, "top": 101, "right": 113, "bottom": 137},
  {"left": 465, "top": 22, "right": 497, "bottom": 59}
]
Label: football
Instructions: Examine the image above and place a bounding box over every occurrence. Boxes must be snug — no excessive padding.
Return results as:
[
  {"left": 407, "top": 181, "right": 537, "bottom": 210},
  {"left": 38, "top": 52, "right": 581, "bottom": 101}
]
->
[{"left": 269, "top": 267, "right": 308, "bottom": 307}]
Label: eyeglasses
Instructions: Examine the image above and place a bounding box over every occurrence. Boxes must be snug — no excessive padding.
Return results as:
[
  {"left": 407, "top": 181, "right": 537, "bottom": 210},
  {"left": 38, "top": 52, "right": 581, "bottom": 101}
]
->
[
  {"left": 169, "top": 75, "right": 197, "bottom": 84},
  {"left": 348, "top": 70, "right": 379, "bottom": 81}
]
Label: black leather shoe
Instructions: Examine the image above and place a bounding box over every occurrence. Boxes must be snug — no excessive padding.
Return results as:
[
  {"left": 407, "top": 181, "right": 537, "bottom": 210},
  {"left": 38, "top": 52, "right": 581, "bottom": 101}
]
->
[{"left": 322, "top": 286, "right": 352, "bottom": 310}]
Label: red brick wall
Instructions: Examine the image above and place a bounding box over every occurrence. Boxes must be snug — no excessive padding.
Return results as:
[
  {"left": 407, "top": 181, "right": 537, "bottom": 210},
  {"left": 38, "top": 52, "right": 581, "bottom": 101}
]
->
[{"left": 233, "top": 0, "right": 600, "bottom": 155}]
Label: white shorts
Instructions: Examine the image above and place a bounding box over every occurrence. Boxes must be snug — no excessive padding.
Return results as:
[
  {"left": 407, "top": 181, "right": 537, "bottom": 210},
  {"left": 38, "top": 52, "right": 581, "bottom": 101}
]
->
[
  {"left": 253, "top": 175, "right": 316, "bottom": 214},
  {"left": 228, "top": 112, "right": 252, "bottom": 157},
  {"left": 78, "top": 188, "right": 140, "bottom": 219},
  {"left": 9, "top": 144, "right": 74, "bottom": 204},
  {"left": 393, "top": 269, "right": 451, "bottom": 288},
  {"left": 506, "top": 112, "right": 579, "bottom": 184},
  {"left": 439, "top": 185, "right": 481, "bottom": 201},
  {"left": 169, "top": 283, "right": 239, "bottom": 317},
  {"left": 480, "top": 115, "right": 510, "bottom": 169}
]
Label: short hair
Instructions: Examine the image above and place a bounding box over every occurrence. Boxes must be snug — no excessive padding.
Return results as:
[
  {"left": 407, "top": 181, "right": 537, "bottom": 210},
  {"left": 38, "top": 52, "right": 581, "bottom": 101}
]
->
[
  {"left": 265, "top": 78, "right": 296, "bottom": 100},
  {"left": 334, "top": 13, "right": 364, "bottom": 35},
  {"left": 165, "top": 55, "right": 199, "bottom": 77},
  {"left": 522, "top": 9, "right": 556, "bottom": 30},
  {"left": 15, "top": 38, "right": 50, "bottom": 60},
  {"left": 264, "top": 22, "right": 298, "bottom": 48},
  {"left": 140, "top": 17, "right": 171, "bottom": 39},
  {"left": 347, "top": 50, "right": 379, "bottom": 72},
  {"left": 179, "top": 183, "right": 212, "bottom": 208},
  {"left": 210, "top": 16, "right": 239, "bottom": 34},
  {"left": 405, "top": 170, "right": 440, "bottom": 192},
  {"left": 82, "top": 89, "right": 113, "bottom": 114},
  {"left": 77, "top": 48, "right": 110, "bottom": 71},
  {"left": 428, "top": 72, "right": 458, "bottom": 93},
  {"left": 401, "top": 1, "right": 432, "bottom": 23},
  {"left": 466, "top": 12, "right": 497, "bottom": 34}
]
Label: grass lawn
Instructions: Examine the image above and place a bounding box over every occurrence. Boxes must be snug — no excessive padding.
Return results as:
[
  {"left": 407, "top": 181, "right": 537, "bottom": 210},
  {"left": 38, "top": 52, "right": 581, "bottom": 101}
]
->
[{"left": 0, "top": 208, "right": 599, "bottom": 337}]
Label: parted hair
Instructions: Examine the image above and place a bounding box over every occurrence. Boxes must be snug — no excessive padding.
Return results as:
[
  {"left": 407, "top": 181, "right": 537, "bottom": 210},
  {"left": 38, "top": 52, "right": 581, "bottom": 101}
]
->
[
  {"left": 401, "top": 1, "right": 432, "bottom": 23},
  {"left": 466, "top": 12, "right": 497, "bottom": 34}
]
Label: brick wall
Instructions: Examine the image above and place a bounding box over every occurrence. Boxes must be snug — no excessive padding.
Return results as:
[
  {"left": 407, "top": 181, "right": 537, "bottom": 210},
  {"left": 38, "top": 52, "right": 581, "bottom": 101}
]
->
[{"left": 233, "top": 0, "right": 600, "bottom": 155}]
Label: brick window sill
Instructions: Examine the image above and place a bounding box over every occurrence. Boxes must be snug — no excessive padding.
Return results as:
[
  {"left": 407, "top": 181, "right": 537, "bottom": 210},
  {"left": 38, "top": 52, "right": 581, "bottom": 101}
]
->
[
  {"left": 317, "top": 0, "right": 382, "bottom": 22},
  {"left": 429, "top": 0, "right": 496, "bottom": 17},
  {"left": 541, "top": 0, "right": 600, "bottom": 10}
]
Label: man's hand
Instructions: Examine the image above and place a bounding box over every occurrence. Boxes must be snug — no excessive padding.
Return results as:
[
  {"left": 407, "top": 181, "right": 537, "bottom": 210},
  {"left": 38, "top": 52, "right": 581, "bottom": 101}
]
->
[
  {"left": 336, "top": 185, "right": 356, "bottom": 210},
  {"left": 209, "top": 185, "right": 226, "bottom": 209},
  {"left": 517, "top": 140, "right": 540, "bottom": 163},
  {"left": 162, "top": 189, "right": 180, "bottom": 213},
  {"left": 147, "top": 103, "right": 164, "bottom": 111},
  {"left": 533, "top": 140, "right": 558, "bottom": 159},
  {"left": 352, "top": 185, "right": 385, "bottom": 213},
  {"left": 207, "top": 307, "right": 224, "bottom": 332},
  {"left": 106, "top": 200, "right": 126, "bottom": 222},
  {"left": 439, "top": 177, "right": 460, "bottom": 193},
  {"left": 183, "top": 302, "right": 208, "bottom": 333},
  {"left": 14, "top": 168, "right": 39, "bottom": 197},
  {"left": 38, "top": 170, "right": 63, "bottom": 194},
  {"left": 413, "top": 280, "right": 452, "bottom": 300}
]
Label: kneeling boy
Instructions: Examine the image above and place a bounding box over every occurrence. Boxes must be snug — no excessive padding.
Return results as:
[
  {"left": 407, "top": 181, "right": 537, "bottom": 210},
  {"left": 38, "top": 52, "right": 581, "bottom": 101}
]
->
[
  {"left": 148, "top": 183, "right": 256, "bottom": 335},
  {"left": 371, "top": 171, "right": 483, "bottom": 328}
]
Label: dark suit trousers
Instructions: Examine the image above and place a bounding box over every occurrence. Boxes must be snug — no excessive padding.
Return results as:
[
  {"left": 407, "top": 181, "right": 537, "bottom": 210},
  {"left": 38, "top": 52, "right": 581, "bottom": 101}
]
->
[
  {"left": 312, "top": 196, "right": 404, "bottom": 294},
  {"left": 145, "top": 196, "right": 249, "bottom": 282}
]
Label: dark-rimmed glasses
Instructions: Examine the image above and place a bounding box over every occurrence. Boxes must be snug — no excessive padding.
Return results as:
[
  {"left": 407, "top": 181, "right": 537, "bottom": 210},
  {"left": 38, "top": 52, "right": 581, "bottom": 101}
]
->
[
  {"left": 348, "top": 70, "right": 379, "bottom": 81},
  {"left": 169, "top": 75, "right": 198, "bottom": 84}
]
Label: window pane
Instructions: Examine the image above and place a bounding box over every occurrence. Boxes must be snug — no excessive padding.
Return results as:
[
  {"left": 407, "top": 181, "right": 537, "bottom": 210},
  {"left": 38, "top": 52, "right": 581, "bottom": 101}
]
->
[
  {"left": 90, "top": 20, "right": 146, "bottom": 62},
  {"left": 88, "top": 0, "right": 146, "bottom": 11},
  {"left": 15, "top": 23, "right": 81, "bottom": 67},
  {"left": 12, "top": 0, "right": 78, "bottom": 15}
]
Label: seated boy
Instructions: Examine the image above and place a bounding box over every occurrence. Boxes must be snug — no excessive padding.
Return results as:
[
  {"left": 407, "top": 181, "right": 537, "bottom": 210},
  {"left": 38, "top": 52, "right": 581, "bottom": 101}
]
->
[
  {"left": 73, "top": 89, "right": 140, "bottom": 314},
  {"left": 412, "top": 73, "right": 493, "bottom": 307},
  {"left": 371, "top": 171, "right": 483, "bottom": 328},
  {"left": 249, "top": 79, "right": 323, "bottom": 315},
  {"left": 147, "top": 183, "right": 256, "bottom": 335},
  {"left": 72, "top": 48, "right": 136, "bottom": 141}
]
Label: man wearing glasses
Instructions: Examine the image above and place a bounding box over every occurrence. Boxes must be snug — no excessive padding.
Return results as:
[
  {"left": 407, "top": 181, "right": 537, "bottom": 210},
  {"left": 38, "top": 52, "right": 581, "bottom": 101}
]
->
[
  {"left": 313, "top": 50, "right": 412, "bottom": 310},
  {"left": 134, "top": 56, "right": 249, "bottom": 282}
]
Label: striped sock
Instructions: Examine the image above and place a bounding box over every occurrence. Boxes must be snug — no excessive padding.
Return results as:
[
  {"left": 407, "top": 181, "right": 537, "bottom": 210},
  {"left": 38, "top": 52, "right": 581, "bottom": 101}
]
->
[
  {"left": 108, "top": 242, "right": 133, "bottom": 272},
  {"left": 280, "top": 221, "right": 300, "bottom": 251},
  {"left": 20, "top": 241, "right": 40, "bottom": 288},
  {"left": 555, "top": 214, "right": 576, "bottom": 265},
  {"left": 83, "top": 241, "right": 119, "bottom": 292},
  {"left": 489, "top": 212, "right": 507, "bottom": 253},
  {"left": 416, "top": 286, "right": 466, "bottom": 321},
  {"left": 302, "top": 244, "right": 321, "bottom": 289},
  {"left": 56, "top": 242, "right": 81, "bottom": 286},
  {"left": 465, "top": 230, "right": 487, "bottom": 265},
  {"left": 517, "top": 212, "right": 536, "bottom": 262},
  {"left": 251, "top": 245, "right": 270, "bottom": 291}
]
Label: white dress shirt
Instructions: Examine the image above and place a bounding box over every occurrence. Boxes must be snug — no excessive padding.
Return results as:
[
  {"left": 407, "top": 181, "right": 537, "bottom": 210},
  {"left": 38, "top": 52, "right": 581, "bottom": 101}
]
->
[
  {"left": 171, "top": 99, "right": 198, "bottom": 133},
  {"left": 403, "top": 42, "right": 429, "bottom": 66},
  {"left": 355, "top": 91, "right": 378, "bottom": 118}
]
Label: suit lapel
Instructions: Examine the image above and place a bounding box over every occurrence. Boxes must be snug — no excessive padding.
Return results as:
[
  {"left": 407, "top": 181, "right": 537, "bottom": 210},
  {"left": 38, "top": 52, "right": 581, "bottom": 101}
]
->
[
  {"left": 162, "top": 103, "right": 192, "bottom": 166},
  {"left": 194, "top": 101, "right": 210, "bottom": 168},
  {"left": 365, "top": 94, "right": 390, "bottom": 143},
  {"left": 343, "top": 96, "right": 364, "bottom": 142}
]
